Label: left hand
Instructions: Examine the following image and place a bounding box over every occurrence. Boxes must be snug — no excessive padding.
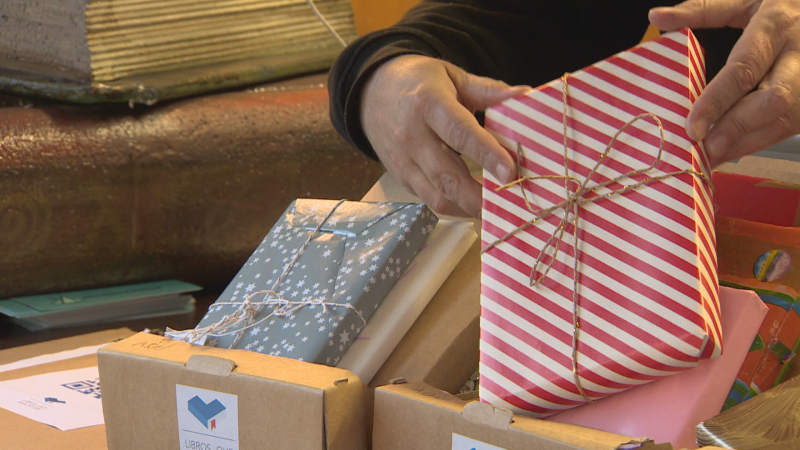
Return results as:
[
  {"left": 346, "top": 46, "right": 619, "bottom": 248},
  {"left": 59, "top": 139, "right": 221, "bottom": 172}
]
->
[{"left": 649, "top": 0, "right": 800, "bottom": 166}]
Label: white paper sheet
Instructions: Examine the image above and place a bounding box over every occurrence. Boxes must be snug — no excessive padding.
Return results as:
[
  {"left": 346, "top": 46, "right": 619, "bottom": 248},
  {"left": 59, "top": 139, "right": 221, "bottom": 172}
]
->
[
  {"left": 0, "top": 344, "right": 107, "bottom": 375},
  {"left": 0, "top": 366, "right": 104, "bottom": 431},
  {"left": 337, "top": 220, "right": 476, "bottom": 383}
]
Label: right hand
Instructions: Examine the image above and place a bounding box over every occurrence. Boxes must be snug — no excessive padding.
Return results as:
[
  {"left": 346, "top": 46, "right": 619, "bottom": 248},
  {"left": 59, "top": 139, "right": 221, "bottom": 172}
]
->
[{"left": 359, "top": 55, "right": 530, "bottom": 217}]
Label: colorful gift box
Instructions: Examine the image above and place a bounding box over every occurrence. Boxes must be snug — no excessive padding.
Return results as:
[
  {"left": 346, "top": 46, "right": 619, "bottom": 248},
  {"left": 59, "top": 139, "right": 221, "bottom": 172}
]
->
[
  {"left": 168, "top": 198, "right": 437, "bottom": 366},
  {"left": 480, "top": 29, "right": 721, "bottom": 416},
  {"left": 713, "top": 170, "right": 800, "bottom": 409}
]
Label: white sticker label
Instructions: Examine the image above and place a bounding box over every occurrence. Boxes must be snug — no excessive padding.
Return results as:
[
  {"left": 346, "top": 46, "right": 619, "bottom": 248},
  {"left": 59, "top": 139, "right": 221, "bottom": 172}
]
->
[
  {"left": 452, "top": 433, "right": 507, "bottom": 450},
  {"left": 176, "top": 385, "right": 239, "bottom": 450}
]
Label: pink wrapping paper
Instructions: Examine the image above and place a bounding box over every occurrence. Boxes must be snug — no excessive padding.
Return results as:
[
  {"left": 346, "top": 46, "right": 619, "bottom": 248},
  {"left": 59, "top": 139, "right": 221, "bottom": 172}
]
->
[
  {"left": 480, "top": 29, "right": 721, "bottom": 417},
  {"left": 547, "top": 287, "right": 767, "bottom": 449}
]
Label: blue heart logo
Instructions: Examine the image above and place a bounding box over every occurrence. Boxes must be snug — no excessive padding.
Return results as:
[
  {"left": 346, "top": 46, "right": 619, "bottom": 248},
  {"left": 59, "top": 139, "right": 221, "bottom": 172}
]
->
[{"left": 188, "top": 395, "right": 226, "bottom": 429}]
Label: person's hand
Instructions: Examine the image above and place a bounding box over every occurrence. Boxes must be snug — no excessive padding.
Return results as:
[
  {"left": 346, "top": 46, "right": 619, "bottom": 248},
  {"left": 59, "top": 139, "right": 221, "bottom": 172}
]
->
[
  {"left": 360, "top": 55, "right": 530, "bottom": 217},
  {"left": 649, "top": 0, "right": 800, "bottom": 166}
]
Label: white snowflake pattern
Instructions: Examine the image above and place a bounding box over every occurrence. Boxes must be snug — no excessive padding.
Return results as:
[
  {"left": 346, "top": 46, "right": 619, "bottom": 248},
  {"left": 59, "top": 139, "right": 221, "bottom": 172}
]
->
[{"left": 198, "top": 200, "right": 435, "bottom": 366}]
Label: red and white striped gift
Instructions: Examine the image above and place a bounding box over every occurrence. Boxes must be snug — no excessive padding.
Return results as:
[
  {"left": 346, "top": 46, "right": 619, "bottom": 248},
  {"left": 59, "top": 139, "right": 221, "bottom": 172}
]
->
[{"left": 479, "top": 29, "right": 721, "bottom": 417}]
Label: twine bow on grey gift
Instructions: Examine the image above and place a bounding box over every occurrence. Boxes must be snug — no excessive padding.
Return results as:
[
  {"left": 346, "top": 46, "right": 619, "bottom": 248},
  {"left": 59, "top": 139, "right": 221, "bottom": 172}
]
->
[
  {"left": 166, "top": 199, "right": 366, "bottom": 349},
  {"left": 481, "top": 73, "right": 713, "bottom": 402}
]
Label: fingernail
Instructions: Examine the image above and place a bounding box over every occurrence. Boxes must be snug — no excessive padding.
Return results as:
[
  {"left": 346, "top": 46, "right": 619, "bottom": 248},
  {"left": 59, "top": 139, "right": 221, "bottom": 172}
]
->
[
  {"left": 648, "top": 7, "right": 663, "bottom": 20},
  {"left": 689, "top": 118, "right": 710, "bottom": 141},
  {"left": 496, "top": 162, "right": 512, "bottom": 182},
  {"left": 705, "top": 133, "right": 727, "bottom": 160},
  {"left": 513, "top": 85, "right": 534, "bottom": 95}
]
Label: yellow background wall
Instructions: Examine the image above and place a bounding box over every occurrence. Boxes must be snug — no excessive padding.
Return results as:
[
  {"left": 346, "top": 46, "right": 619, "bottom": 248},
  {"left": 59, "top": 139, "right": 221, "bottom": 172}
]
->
[
  {"left": 349, "top": 1, "right": 660, "bottom": 41},
  {"left": 350, "top": 0, "right": 420, "bottom": 35}
]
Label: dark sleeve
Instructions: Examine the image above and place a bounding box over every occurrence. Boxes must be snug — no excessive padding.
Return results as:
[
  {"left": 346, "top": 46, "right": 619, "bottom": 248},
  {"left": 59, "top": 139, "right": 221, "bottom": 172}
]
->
[{"left": 328, "top": 0, "right": 735, "bottom": 160}]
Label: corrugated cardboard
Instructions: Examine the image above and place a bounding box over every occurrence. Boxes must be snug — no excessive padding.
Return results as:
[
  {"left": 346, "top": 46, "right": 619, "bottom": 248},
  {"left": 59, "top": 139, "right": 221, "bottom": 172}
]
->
[
  {"left": 373, "top": 380, "right": 674, "bottom": 450},
  {"left": 98, "top": 332, "right": 368, "bottom": 450},
  {"left": 717, "top": 154, "right": 800, "bottom": 186},
  {"left": 1, "top": 328, "right": 134, "bottom": 450}
]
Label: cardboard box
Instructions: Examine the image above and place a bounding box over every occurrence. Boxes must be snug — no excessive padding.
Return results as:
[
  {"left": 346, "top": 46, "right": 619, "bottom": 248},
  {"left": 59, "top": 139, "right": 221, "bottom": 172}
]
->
[
  {"left": 716, "top": 153, "right": 800, "bottom": 188},
  {"left": 98, "top": 331, "right": 368, "bottom": 450},
  {"left": 373, "top": 380, "right": 674, "bottom": 450},
  {"left": 1, "top": 328, "right": 134, "bottom": 450}
]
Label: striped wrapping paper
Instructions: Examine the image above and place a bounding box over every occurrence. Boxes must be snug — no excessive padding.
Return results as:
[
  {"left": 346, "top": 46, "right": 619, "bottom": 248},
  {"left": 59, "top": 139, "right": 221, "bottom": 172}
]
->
[{"left": 479, "top": 29, "right": 721, "bottom": 417}]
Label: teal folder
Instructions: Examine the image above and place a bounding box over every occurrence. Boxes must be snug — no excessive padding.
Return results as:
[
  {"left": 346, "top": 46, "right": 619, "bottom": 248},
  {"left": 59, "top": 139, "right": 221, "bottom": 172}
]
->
[{"left": 0, "top": 280, "right": 201, "bottom": 330}]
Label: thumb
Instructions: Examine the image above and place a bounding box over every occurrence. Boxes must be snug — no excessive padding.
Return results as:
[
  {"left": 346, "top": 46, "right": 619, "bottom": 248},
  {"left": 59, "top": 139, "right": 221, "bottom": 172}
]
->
[
  {"left": 444, "top": 63, "right": 531, "bottom": 112},
  {"left": 649, "top": 0, "right": 760, "bottom": 30}
]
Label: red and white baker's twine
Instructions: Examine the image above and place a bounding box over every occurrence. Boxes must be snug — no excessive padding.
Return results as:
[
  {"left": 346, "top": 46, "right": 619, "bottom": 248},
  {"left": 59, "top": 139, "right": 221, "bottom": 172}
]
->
[
  {"left": 167, "top": 199, "right": 366, "bottom": 348},
  {"left": 482, "top": 73, "right": 713, "bottom": 402}
]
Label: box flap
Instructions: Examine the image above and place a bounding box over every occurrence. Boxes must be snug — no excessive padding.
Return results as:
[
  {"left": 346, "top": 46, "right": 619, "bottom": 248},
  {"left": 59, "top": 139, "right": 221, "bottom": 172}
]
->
[
  {"left": 185, "top": 354, "right": 236, "bottom": 376},
  {"left": 101, "top": 332, "right": 358, "bottom": 389},
  {"left": 462, "top": 401, "right": 512, "bottom": 430}
]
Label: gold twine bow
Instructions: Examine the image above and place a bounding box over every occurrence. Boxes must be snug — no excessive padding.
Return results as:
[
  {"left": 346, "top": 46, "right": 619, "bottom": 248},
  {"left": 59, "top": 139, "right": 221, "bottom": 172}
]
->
[
  {"left": 482, "top": 73, "right": 712, "bottom": 402},
  {"left": 167, "top": 291, "right": 367, "bottom": 349},
  {"left": 167, "top": 199, "right": 366, "bottom": 349}
]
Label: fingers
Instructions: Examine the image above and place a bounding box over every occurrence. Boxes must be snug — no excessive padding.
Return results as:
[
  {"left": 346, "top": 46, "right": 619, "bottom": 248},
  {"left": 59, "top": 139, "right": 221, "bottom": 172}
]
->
[
  {"left": 412, "top": 64, "right": 529, "bottom": 216},
  {"left": 359, "top": 55, "right": 516, "bottom": 217},
  {"left": 704, "top": 47, "right": 799, "bottom": 163},
  {"left": 399, "top": 159, "right": 474, "bottom": 217},
  {"left": 447, "top": 64, "right": 532, "bottom": 113},
  {"left": 380, "top": 106, "right": 486, "bottom": 217},
  {"left": 688, "top": 15, "right": 784, "bottom": 141},
  {"left": 413, "top": 134, "right": 484, "bottom": 217},
  {"left": 419, "top": 84, "right": 516, "bottom": 184},
  {"left": 375, "top": 122, "right": 476, "bottom": 217},
  {"left": 706, "top": 106, "right": 797, "bottom": 166},
  {"left": 648, "top": 0, "right": 760, "bottom": 30},
  {"left": 649, "top": 0, "right": 800, "bottom": 165},
  {"left": 424, "top": 62, "right": 528, "bottom": 185}
]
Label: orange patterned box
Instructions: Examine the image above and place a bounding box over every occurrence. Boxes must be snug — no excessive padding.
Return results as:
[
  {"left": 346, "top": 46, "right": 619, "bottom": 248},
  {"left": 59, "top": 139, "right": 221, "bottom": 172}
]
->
[{"left": 713, "top": 170, "right": 800, "bottom": 409}]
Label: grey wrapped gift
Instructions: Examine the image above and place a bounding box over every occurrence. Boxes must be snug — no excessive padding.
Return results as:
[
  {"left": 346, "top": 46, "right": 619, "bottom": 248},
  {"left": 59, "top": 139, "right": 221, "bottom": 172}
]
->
[{"left": 188, "top": 199, "right": 437, "bottom": 365}]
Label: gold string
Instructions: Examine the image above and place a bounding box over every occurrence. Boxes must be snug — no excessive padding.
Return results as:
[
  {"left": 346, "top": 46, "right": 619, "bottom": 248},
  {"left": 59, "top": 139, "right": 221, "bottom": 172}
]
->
[
  {"left": 482, "top": 73, "right": 712, "bottom": 402},
  {"left": 175, "top": 290, "right": 367, "bottom": 345}
]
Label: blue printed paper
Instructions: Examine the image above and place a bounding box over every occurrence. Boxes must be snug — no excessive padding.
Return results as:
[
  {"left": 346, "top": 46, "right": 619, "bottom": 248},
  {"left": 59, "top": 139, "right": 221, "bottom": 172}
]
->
[{"left": 193, "top": 199, "right": 437, "bottom": 365}]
